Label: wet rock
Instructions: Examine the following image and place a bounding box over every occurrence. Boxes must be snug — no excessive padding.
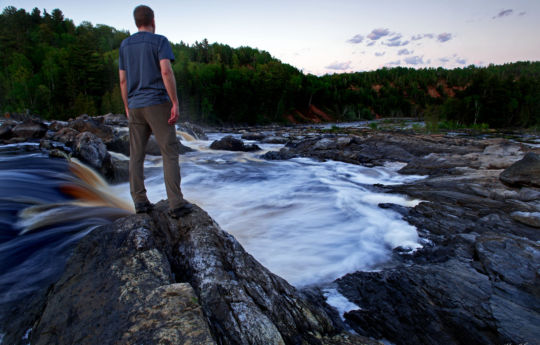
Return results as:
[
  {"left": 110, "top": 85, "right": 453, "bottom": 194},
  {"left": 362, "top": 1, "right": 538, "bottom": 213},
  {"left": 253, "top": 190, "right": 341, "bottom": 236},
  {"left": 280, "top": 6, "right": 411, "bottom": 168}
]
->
[
  {"left": 511, "top": 211, "right": 540, "bottom": 228},
  {"left": 178, "top": 122, "right": 208, "bottom": 140},
  {"left": 499, "top": 152, "right": 540, "bottom": 188},
  {"left": 261, "top": 148, "right": 296, "bottom": 160},
  {"left": 241, "top": 132, "right": 266, "bottom": 141},
  {"left": 109, "top": 156, "right": 129, "bottom": 183},
  {"left": 48, "top": 120, "right": 68, "bottom": 132},
  {"left": 73, "top": 132, "right": 111, "bottom": 173},
  {"left": 100, "top": 113, "right": 128, "bottom": 127},
  {"left": 11, "top": 120, "right": 48, "bottom": 139},
  {"left": 69, "top": 114, "right": 114, "bottom": 143},
  {"left": 23, "top": 202, "right": 366, "bottom": 345},
  {"left": 106, "top": 131, "right": 130, "bottom": 156},
  {"left": 51, "top": 127, "right": 80, "bottom": 147},
  {"left": 262, "top": 136, "right": 289, "bottom": 144},
  {"left": 210, "top": 135, "right": 261, "bottom": 152},
  {"left": 0, "top": 121, "right": 15, "bottom": 140}
]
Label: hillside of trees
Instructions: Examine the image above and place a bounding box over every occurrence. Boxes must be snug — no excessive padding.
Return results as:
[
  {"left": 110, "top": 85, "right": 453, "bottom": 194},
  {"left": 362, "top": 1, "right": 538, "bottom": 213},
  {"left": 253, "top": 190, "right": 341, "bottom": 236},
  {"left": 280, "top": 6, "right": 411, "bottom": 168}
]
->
[{"left": 1, "top": 7, "right": 539, "bottom": 128}]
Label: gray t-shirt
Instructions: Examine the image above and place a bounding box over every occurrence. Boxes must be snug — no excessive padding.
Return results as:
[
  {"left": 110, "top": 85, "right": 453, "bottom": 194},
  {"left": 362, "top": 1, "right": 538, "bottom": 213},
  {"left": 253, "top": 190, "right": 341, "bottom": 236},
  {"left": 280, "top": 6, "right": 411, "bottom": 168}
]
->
[{"left": 119, "top": 32, "right": 175, "bottom": 109}]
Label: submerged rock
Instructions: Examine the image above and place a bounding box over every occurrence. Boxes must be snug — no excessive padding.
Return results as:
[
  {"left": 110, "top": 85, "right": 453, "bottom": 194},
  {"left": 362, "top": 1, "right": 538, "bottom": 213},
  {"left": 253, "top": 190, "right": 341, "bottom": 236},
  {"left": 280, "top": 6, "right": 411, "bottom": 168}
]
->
[
  {"left": 210, "top": 135, "right": 261, "bottom": 152},
  {"left": 18, "top": 202, "right": 372, "bottom": 345}
]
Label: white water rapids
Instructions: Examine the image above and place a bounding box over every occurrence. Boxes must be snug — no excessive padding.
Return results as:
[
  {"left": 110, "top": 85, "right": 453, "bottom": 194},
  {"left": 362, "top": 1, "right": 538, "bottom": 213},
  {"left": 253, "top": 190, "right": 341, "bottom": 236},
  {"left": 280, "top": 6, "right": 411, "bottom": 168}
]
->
[{"left": 111, "top": 132, "right": 425, "bottom": 286}]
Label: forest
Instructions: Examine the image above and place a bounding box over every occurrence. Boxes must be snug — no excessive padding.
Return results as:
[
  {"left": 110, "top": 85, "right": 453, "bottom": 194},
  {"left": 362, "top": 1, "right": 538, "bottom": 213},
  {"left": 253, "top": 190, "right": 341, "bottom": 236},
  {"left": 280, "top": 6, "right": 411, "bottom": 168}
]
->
[{"left": 1, "top": 6, "right": 539, "bottom": 128}]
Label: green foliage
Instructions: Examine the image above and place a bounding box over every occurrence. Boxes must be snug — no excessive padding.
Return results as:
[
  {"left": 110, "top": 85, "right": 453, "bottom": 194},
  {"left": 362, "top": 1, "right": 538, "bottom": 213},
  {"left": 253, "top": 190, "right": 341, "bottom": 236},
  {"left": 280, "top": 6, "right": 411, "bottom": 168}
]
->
[
  {"left": 369, "top": 122, "right": 378, "bottom": 130},
  {"left": 1, "top": 6, "right": 539, "bottom": 127}
]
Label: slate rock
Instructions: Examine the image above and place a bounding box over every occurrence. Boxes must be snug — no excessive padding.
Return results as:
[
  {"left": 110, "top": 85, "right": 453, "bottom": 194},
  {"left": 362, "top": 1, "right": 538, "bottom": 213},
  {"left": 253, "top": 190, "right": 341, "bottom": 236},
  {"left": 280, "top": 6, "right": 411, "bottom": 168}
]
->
[{"left": 499, "top": 152, "right": 540, "bottom": 188}]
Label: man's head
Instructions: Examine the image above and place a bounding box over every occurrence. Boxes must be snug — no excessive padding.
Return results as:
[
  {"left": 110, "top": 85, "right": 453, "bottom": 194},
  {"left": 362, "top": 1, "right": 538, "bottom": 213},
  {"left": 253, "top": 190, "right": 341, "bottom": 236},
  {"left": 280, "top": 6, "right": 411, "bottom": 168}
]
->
[{"left": 133, "top": 5, "right": 154, "bottom": 30}]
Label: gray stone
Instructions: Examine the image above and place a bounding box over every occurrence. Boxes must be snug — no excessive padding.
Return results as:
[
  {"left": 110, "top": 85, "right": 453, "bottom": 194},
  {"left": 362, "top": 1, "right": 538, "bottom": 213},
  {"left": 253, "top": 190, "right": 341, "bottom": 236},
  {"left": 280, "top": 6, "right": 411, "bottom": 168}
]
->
[
  {"left": 500, "top": 152, "right": 540, "bottom": 188},
  {"left": 210, "top": 135, "right": 261, "bottom": 152}
]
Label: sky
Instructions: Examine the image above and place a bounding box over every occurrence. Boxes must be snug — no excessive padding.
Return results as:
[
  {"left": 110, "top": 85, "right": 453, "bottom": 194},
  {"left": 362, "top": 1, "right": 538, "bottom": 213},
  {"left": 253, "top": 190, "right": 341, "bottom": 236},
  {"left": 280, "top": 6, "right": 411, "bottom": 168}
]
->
[{"left": 3, "top": 0, "right": 540, "bottom": 75}]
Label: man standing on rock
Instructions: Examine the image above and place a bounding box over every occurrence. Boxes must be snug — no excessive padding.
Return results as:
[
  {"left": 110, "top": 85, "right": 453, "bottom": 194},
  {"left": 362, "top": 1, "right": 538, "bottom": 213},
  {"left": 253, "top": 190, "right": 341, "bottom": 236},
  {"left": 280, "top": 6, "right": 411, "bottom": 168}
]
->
[{"left": 119, "top": 5, "right": 192, "bottom": 218}]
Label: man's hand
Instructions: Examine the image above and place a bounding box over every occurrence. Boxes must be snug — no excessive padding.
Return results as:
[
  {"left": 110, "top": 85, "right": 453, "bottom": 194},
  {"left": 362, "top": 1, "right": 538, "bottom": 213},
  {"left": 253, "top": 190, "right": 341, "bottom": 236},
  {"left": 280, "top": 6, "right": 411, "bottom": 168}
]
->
[{"left": 168, "top": 103, "right": 179, "bottom": 125}]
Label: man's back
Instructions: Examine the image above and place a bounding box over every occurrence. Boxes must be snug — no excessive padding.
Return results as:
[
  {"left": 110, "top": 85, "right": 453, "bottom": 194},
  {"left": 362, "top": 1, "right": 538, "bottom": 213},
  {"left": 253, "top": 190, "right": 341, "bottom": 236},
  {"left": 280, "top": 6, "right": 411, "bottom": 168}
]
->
[{"left": 119, "top": 31, "right": 174, "bottom": 109}]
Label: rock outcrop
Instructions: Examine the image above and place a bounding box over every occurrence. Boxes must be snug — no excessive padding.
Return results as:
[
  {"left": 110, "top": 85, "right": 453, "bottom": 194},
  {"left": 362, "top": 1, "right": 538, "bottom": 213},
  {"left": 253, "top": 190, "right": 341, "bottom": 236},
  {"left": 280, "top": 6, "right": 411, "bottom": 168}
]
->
[
  {"left": 20, "top": 202, "right": 374, "bottom": 345},
  {"left": 210, "top": 135, "right": 261, "bottom": 152},
  {"left": 499, "top": 151, "right": 540, "bottom": 188}
]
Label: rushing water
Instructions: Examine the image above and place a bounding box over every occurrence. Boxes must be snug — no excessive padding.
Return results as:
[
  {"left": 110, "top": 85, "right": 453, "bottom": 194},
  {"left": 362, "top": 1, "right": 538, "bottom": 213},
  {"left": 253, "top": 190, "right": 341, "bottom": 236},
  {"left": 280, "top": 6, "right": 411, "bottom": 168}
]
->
[{"left": 0, "top": 130, "right": 424, "bottom": 318}]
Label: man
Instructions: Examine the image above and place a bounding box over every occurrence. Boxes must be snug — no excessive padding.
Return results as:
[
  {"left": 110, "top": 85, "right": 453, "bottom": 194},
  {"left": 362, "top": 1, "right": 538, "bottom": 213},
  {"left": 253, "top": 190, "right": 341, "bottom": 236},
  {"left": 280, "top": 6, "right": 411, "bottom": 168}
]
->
[{"left": 119, "top": 5, "right": 192, "bottom": 218}]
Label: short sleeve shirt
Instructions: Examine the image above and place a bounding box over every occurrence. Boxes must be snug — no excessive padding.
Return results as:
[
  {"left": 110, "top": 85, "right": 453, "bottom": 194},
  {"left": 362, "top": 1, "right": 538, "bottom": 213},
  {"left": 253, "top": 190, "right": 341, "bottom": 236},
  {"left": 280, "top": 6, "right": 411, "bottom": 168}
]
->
[{"left": 119, "top": 32, "right": 175, "bottom": 109}]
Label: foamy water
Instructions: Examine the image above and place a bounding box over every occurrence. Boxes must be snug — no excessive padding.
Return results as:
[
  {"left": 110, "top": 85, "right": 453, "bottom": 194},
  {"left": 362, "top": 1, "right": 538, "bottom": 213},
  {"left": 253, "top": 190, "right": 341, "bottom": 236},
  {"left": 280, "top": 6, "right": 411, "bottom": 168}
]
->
[{"left": 111, "top": 133, "right": 425, "bottom": 286}]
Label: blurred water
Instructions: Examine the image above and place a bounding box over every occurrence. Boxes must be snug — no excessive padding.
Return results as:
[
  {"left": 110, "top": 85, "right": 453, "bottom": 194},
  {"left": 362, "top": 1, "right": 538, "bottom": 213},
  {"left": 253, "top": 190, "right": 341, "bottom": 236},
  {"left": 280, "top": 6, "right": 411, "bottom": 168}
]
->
[
  {"left": 112, "top": 133, "right": 425, "bottom": 286},
  {"left": 0, "top": 132, "right": 424, "bottom": 317}
]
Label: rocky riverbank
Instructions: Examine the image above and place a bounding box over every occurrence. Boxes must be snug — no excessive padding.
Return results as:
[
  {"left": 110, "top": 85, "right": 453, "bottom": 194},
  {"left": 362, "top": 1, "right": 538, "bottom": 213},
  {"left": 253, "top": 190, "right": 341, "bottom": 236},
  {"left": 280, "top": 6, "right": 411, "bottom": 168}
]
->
[
  {"left": 2, "top": 114, "right": 539, "bottom": 345},
  {"left": 246, "top": 126, "right": 539, "bottom": 345},
  {"left": 3, "top": 201, "right": 376, "bottom": 345}
]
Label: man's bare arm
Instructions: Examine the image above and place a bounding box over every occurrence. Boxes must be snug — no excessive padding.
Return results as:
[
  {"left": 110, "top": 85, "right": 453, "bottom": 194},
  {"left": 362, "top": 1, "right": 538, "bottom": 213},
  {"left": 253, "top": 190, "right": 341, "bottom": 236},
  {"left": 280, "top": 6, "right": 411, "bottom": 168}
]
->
[
  {"left": 119, "top": 69, "right": 129, "bottom": 118},
  {"left": 160, "top": 59, "right": 179, "bottom": 125}
]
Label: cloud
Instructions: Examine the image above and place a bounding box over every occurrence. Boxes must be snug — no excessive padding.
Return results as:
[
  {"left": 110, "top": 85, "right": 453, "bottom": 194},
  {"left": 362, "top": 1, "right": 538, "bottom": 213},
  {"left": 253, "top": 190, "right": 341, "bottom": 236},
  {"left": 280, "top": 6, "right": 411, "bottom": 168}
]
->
[
  {"left": 437, "top": 33, "right": 452, "bottom": 42},
  {"left": 404, "top": 56, "right": 424, "bottom": 65},
  {"left": 325, "top": 61, "right": 352, "bottom": 70},
  {"left": 411, "top": 34, "right": 423, "bottom": 41},
  {"left": 455, "top": 57, "right": 467, "bottom": 65},
  {"left": 347, "top": 34, "right": 364, "bottom": 44},
  {"left": 439, "top": 57, "right": 450, "bottom": 63},
  {"left": 385, "top": 40, "right": 409, "bottom": 47},
  {"left": 398, "top": 49, "right": 412, "bottom": 55},
  {"left": 367, "top": 41, "right": 376, "bottom": 47},
  {"left": 388, "top": 34, "right": 402, "bottom": 42},
  {"left": 519, "top": 11, "right": 526, "bottom": 16},
  {"left": 367, "top": 28, "right": 390, "bottom": 40},
  {"left": 493, "top": 9, "right": 513, "bottom": 19},
  {"left": 386, "top": 60, "right": 401, "bottom": 66},
  {"left": 375, "top": 52, "right": 386, "bottom": 57}
]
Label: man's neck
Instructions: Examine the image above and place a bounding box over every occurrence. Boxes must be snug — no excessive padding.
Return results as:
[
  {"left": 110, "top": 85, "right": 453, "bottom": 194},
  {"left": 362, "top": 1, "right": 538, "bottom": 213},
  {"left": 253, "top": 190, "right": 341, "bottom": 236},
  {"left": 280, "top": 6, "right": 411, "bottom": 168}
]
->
[{"left": 138, "top": 25, "right": 154, "bottom": 34}]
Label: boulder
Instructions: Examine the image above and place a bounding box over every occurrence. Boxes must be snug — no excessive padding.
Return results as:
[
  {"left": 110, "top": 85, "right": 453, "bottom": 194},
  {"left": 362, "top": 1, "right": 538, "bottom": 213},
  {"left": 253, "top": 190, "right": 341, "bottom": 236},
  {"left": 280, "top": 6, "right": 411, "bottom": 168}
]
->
[
  {"left": 100, "top": 113, "right": 129, "bottom": 127},
  {"left": 69, "top": 115, "right": 114, "bottom": 143},
  {"left": 11, "top": 120, "right": 48, "bottom": 139},
  {"left": 210, "top": 135, "right": 261, "bottom": 152},
  {"left": 178, "top": 122, "right": 208, "bottom": 140},
  {"left": 73, "top": 132, "right": 111, "bottom": 172},
  {"left": 106, "top": 131, "right": 130, "bottom": 156},
  {"left": 51, "top": 127, "right": 80, "bottom": 147},
  {"left": 499, "top": 152, "right": 540, "bottom": 188},
  {"left": 48, "top": 121, "right": 68, "bottom": 132},
  {"left": 241, "top": 132, "right": 266, "bottom": 141},
  {"left": 25, "top": 202, "right": 370, "bottom": 345}
]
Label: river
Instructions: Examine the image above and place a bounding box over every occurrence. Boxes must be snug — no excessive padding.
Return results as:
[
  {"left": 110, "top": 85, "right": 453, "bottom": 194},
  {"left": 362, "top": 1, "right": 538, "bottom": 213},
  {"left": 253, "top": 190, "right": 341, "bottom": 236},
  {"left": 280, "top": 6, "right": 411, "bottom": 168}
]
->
[{"left": 0, "top": 130, "right": 425, "bottom": 319}]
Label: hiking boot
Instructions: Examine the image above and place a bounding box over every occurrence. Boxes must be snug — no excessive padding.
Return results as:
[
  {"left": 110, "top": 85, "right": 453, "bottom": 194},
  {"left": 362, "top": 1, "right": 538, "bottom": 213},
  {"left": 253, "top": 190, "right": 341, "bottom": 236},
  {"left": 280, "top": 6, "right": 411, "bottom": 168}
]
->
[
  {"left": 135, "top": 201, "right": 154, "bottom": 214},
  {"left": 168, "top": 202, "right": 194, "bottom": 219}
]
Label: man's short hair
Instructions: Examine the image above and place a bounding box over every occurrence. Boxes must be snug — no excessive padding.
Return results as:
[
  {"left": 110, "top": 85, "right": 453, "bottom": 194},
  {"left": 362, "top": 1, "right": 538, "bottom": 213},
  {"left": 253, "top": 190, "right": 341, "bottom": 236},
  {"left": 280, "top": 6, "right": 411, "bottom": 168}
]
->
[{"left": 133, "top": 5, "right": 154, "bottom": 28}]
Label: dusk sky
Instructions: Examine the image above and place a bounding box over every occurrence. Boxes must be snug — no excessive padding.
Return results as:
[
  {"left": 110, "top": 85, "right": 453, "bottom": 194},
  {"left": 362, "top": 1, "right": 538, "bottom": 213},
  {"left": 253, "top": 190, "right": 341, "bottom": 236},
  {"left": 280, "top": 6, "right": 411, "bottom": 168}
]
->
[{"left": 4, "top": 0, "right": 540, "bottom": 75}]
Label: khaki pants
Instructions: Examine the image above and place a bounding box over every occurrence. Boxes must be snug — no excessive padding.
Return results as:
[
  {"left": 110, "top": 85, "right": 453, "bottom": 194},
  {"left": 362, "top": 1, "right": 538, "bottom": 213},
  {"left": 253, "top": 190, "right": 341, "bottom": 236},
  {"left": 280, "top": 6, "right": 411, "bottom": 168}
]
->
[{"left": 128, "top": 102, "right": 184, "bottom": 209}]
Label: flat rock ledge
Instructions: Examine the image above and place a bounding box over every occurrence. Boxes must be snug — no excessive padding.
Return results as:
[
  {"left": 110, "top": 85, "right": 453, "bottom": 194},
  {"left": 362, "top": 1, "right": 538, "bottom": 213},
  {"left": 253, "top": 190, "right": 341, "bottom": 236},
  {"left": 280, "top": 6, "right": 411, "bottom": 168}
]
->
[{"left": 13, "top": 202, "right": 375, "bottom": 345}]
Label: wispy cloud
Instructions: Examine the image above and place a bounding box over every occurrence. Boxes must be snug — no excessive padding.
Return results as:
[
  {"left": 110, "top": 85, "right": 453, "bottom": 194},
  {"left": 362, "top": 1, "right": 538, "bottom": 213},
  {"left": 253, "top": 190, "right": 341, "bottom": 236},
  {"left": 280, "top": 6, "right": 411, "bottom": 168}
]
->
[
  {"left": 493, "top": 9, "right": 513, "bottom": 19},
  {"left": 437, "top": 33, "right": 452, "bottom": 43},
  {"left": 388, "top": 34, "right": 402, "bottom": 42},
  {"left": 519, "top": 11, "right": 526, "bottom": 16},
  {"left": 325, "top": 61, "right": 352, "bottom": 70},
  {"left": 404, "top": 56, "right": 424, "bottom": 65},
  {"left": 347, "top": 34, "right": 364, "bottom": 44},
  {"left": 398, "top": 49, "right": 412, "bottom": 56},
  {"left": 375, "top": 52, "right": 386, "bottom": 57},
  {"left": 367, "top": 41, "right": 376, "bottom": 47},
  {"left": 385, "top": 39, "right": 409, "bottom": 47},
  {"left": 367, "top": 28, "right": 390, "bottom": 40},
  {"left": 439, "top": 57, "right": 450, "bottom": 63},
  {"left": 455, "top": 57, "right": 467, "bottom": 65},
  {"left": 386, "top": 60, "right": 401, "bottom": 66}
]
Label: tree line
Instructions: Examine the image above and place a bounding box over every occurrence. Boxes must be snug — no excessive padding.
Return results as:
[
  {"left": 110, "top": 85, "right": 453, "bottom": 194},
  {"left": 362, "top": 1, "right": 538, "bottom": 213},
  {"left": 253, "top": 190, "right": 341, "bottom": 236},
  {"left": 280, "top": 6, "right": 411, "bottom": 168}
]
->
[{"left": 1, "top": 7, "right": 539, "bottom": 128}]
